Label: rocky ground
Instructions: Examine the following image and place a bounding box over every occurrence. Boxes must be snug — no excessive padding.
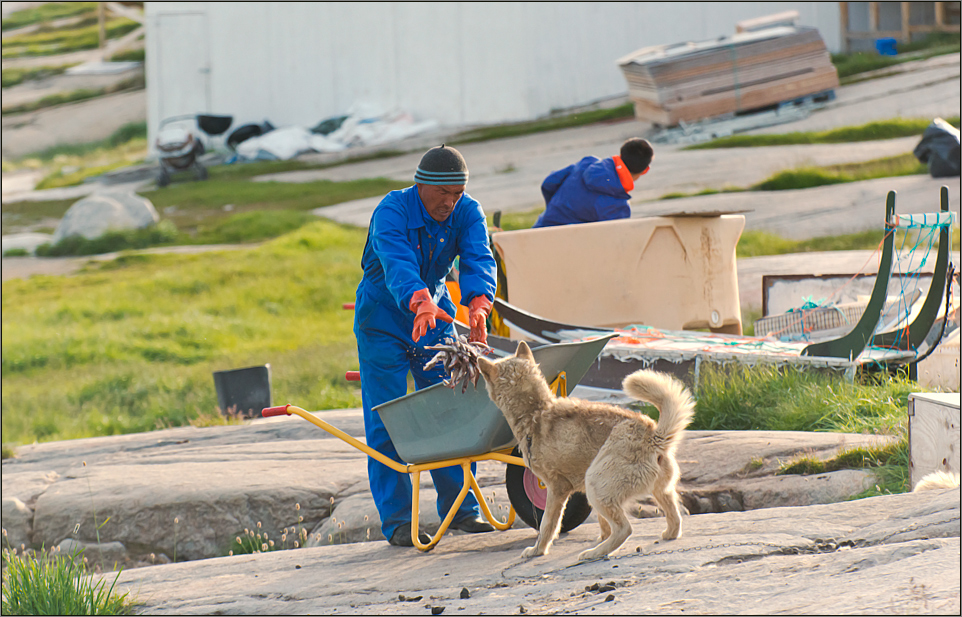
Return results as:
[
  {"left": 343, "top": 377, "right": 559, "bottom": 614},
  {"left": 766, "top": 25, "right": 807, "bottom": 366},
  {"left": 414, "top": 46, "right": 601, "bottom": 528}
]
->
[
  {"left": 4, "top": 408, "right": 958, "bottom": 614},
  {"left": 107, "top": 488, "right": 961, "bottom": 615}
]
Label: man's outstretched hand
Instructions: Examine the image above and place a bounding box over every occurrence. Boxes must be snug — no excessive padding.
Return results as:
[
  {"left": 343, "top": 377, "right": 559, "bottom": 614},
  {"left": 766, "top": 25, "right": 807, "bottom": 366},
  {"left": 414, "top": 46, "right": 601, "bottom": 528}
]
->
[
  {"left": 410, "top": 288, "right": 454, "bottom": 342},
  {"left": 468, "top": 295, "right": 493, "bottom": 345}
]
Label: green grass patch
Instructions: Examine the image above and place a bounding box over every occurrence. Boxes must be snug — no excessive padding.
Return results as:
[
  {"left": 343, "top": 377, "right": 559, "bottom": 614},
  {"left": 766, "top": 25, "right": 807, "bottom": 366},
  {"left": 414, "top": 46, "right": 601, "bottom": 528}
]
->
[
  {"left": 189, "top": 210, "right": 318, "bottom": 245},
  {"left": 231, "top": 522, "right": 309, "bottom": 555},
  {"left": 751, "top": 152, "right": 926, "bottom": 191},
  {"left": 1, "top": 2, "right": 97, "bottom": 31},
  {"left": 1, "top": 546, "right": 133, "bottom": 615},
  {"left": 691, "top": 363, "right": 918, "bottom": 435},
  {"left": 660, "top": 186, "right": 744, "bottom": 200},
  {"left": 450, "top": 103, "right": 635, "bottom": 145},
  {"left": 1, "top": 221, "right": 367, "bottom": 444},
  {"left": 3, "top": 87, "right": 103, "bottom": 114},
  {"left": 208, "top": 149, "right": 406, "bottom": 181},
  {"left": 3, "top": 122, "right": 148, "bottom": 196},
  {"left": 686, "top": 117, "right": 961, "bottom": 150},
  {"left": 490, "top": 207, "right": 545, "bottom": 231},
  {"left": 107, "top": 47, "right": 144, "bottom": 63},
  {"left": 779, "top": 438, "right": 910, "bottom": 496},
  {"left": 2, "top": 17, "right": 139, "bottom": 58},
  {"left": 832, "top": 32, "right": 961, "bottom": 81},
  {"left": 35, "top": 160, "right": 138, "bottom": 191},
  {"left": 34, "top": 220, "right": 179, "bottom": 257},
  {"left": 659, "top": 152, "right": 930, "bottom": 200},
  {"left": 780, "top": 439, "right": 907, "bottom": 475},
  {"left": 142, "top": 177, "right": 406, "bottom": 236},
  {"left": 751, "top": 168, "right": 852, "bottom": 191},
  {"left": 2, "top": 73, "right": 145, "bottom": 116},
  {"left": 740, "top": 307, "right": 762, "bottom": 337},
  {"left": 737, "top": 226, "right": 959, "bottom": 258},
  {"left": 736, "top": 230, "right": 800, "bottom": 257},
  {"left": 1, "top": 63, "right": 78, "bottom": 88},
  {"left": 2, "top": 197, "right": 77, "bottom": 231}
]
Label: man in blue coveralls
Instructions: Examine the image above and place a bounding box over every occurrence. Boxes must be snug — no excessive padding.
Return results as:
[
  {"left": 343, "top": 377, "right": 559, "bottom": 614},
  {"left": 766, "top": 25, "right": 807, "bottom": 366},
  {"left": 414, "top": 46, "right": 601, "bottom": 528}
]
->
[
  {"left": 354, "top": 145, "right": 498, "bottom": 547},
  {"left": 533, "top": 138, "right": 653, "bottom": 228}
]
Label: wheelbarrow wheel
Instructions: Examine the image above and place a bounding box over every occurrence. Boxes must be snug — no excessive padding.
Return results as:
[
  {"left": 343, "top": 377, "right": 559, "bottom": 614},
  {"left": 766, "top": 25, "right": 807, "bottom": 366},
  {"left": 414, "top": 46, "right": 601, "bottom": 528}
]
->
[
  {"left": 505, "top": 447, "right": 591, "bottom": 532},
  {"left": 157, "top": 165, "right": 171, "bottom": 188}
]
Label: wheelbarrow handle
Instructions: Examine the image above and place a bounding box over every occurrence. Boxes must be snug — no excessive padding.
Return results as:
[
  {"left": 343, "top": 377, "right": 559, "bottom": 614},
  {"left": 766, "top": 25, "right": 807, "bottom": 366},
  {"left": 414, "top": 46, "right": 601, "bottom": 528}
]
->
[
  {"left": 345, "top": 371, "right": 360, "bottom": 382},
  {"left": 262, "top": 404, "right": 292, "bottom": 417}
]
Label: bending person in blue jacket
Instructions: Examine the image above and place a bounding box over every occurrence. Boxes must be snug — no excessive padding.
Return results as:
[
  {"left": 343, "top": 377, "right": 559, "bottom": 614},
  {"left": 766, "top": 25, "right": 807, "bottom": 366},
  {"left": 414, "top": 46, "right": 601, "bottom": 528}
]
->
[
  {"left": 354, "top": 145, "right": 498, "bottom": 547},
  {"left": 533, "top": 138, "right": 654, "bottom": 228}
]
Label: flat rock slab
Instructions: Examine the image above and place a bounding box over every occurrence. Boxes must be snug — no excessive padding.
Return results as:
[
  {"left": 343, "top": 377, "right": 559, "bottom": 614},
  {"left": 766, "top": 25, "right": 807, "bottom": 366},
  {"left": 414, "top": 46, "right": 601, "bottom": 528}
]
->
[
  {"left": 3, "top": 408, "right": 899, "bottom": 568},
  {"left": 106, "top": 488, "right": 960, "bottom": 615}
]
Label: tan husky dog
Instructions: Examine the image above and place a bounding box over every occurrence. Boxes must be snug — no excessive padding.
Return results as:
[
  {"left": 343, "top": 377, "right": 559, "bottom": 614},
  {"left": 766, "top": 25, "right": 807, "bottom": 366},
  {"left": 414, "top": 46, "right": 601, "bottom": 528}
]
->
[{"left": 477, "top": 341, "right": 694, "bottom": 561}]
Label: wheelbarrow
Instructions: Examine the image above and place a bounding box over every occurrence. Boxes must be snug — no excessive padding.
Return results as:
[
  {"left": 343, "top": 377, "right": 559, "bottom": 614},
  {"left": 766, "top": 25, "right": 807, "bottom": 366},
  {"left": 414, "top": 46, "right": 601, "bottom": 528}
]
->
[{"left": 262, "top": 332, "right": 617, "bottom": 551}]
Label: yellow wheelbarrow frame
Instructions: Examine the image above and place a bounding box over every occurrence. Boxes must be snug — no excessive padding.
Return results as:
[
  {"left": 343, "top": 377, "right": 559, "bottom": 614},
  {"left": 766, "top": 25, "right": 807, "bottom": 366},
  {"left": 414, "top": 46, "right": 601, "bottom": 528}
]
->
[{"left": 261, "top": 372, "right": 569, "bottom": 551}]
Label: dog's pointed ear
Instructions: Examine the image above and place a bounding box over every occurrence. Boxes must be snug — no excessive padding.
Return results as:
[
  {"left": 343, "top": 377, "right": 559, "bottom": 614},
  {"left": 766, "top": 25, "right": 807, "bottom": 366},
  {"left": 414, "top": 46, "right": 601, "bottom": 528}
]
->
[
  {"left": 477, "top": 356, "right": 497, "bottom": 382},
  {"left": 516, "top": 340, "right": 536, "bottom": 362}
]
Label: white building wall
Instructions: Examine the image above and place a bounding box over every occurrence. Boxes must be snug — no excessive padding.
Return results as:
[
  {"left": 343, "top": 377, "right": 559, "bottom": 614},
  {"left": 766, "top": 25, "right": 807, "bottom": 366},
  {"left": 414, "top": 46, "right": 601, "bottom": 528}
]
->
[{"left": 145, "top": 2, "right": 842, "bottom": 143}]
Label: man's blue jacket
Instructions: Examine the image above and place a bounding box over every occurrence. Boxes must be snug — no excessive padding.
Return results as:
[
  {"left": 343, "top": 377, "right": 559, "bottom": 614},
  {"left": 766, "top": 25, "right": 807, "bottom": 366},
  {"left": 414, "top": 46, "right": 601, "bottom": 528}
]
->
[
  {"left": 533, "top": 156, "right": 631, "bottom": 228},
  {"left": 356, "top": 185, "right": 496, "bottom": 322}
]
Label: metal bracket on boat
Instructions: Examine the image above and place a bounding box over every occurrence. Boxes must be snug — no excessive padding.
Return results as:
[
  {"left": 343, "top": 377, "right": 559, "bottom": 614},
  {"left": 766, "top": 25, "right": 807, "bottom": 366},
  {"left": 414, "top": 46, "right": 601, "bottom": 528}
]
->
[
  {"left": 802, "top": 191, "right": 897, "bottom": 360},
  {"left": 870, "top": 185, "right": 952, "bottom": 351}
]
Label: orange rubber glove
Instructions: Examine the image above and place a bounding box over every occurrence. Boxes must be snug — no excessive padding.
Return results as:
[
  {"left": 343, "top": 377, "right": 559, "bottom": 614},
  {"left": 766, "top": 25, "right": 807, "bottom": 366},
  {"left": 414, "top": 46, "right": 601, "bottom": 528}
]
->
[
  {"left": 467, "top": 295, "right": 493, "bottom": 345},
  {"left": 409, "top": 288, "right": 453, "bottom": 342}
]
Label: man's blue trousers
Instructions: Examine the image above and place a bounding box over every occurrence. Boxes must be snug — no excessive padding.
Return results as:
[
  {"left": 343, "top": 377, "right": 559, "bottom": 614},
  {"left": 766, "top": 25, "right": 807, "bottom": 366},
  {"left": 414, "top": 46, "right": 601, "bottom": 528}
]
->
[{"left": 355, "top": 321, "right": 481, "bottom": 541}]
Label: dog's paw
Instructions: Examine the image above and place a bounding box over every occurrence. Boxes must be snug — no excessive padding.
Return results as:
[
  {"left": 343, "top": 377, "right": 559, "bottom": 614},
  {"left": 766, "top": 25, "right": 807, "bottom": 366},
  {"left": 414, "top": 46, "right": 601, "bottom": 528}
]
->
[
  {"left": 521, "top": 546, "right": 544, "bottom": 559},
  {"left": 662, "top": 529, "right": 681, "bottom": 540},
  {"left": 577, "top": 548, "right": 608, "bottom": 563}
]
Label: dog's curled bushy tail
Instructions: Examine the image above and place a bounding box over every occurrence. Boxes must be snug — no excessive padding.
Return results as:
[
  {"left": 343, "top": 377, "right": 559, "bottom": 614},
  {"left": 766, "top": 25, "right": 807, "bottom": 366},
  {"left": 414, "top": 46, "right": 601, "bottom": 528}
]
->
[{"left": 622, "top": 370, "right": 695, "bottom": 450}]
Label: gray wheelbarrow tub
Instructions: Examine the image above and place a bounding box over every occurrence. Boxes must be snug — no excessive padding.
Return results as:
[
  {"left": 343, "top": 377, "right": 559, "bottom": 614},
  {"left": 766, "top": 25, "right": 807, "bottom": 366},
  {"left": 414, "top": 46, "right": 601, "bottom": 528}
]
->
[{"left": 375, "top": 333, "right": 617, "bottom": 464}]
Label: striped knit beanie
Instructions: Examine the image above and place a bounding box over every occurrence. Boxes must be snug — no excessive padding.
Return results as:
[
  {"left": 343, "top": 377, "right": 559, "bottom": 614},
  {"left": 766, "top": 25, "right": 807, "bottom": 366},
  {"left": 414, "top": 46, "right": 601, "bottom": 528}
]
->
[{"left": 414, "top": 145, "right": 469, "bottom": 185}]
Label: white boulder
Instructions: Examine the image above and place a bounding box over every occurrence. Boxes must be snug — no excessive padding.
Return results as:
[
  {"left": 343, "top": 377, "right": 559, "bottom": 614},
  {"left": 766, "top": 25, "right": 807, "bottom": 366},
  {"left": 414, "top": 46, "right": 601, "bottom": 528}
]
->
[{"left": 52, "top": 192, "right": 159, "bottom": 243}]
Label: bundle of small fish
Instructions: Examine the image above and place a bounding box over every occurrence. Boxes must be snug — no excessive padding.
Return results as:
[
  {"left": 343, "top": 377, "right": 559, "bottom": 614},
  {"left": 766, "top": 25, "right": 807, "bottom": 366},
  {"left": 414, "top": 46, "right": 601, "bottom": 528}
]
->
[{"left": 423, "top": 335, "right": 492, "bottom": 393}]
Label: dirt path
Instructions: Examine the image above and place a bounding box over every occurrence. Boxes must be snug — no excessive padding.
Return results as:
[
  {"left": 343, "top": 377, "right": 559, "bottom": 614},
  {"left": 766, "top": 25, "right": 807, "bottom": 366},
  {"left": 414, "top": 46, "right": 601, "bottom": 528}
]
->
[{"left": 0, "top": 88, "right": 146, "bottom": 158}]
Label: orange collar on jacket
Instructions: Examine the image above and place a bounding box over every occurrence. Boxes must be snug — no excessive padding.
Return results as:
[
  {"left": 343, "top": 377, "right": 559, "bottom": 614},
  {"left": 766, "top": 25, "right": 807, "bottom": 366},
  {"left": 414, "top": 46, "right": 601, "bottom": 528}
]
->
[{"left": 612, "top": 155, "right": 634, "bottom": 193}]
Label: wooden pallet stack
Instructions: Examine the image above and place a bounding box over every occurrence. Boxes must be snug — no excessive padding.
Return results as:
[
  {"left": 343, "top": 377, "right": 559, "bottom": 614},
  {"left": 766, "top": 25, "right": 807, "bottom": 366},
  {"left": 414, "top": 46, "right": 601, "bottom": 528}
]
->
[{"left": 617, "top": 26, "right": 839, "bottom": 126}]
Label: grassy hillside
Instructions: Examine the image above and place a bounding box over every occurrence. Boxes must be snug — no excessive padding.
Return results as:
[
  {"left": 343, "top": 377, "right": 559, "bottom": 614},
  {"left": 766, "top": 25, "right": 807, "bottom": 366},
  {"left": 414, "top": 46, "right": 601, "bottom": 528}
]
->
[{"left": 2, "top": 221, "right": 366, "bottom": 443}]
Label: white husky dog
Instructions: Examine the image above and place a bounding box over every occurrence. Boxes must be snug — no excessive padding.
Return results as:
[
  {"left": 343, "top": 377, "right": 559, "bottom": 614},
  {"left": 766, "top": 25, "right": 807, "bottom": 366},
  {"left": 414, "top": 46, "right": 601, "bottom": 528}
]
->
[{"left": 478, "top": 340, "right": 694, "bottom": 561}]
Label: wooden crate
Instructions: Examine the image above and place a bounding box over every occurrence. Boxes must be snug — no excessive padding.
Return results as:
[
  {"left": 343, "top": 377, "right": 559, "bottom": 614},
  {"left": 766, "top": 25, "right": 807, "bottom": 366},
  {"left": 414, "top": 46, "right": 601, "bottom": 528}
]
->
[
  {"left": 908, "top": 392, "right": 961, "bottom": 489},
  {"left": 618, "top": 26, "right": 839, "bottom": 126}
]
